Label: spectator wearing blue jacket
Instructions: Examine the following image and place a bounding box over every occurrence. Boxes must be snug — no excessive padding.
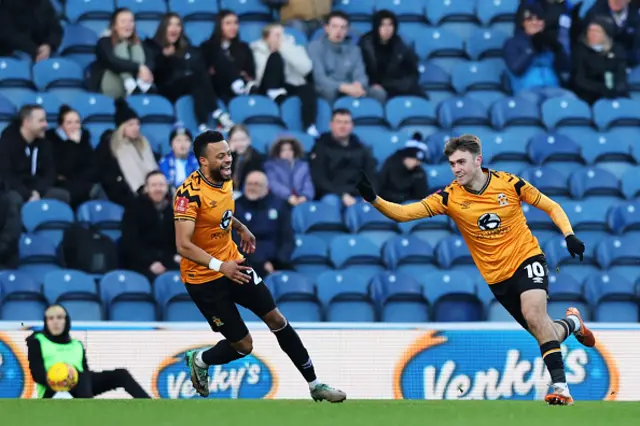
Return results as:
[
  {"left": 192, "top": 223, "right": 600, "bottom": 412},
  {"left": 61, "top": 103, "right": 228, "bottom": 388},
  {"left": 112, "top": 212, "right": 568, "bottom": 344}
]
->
[
  {"left": 158, "top": 124, "right": 198, "bottom": 191},
  {"left": 234, "top": 171, "right": 294, "bottom": 278},
  {"left": 264, "top": 136, "right": 315, "bottom": 206},
  {"left": 504, "top": 3, "right": 571, "bottom": 93}
]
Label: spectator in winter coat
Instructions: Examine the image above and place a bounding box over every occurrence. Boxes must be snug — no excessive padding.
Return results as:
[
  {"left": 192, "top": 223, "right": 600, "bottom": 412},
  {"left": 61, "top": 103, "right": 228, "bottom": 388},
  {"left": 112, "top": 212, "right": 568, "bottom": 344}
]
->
[
  {"left": 572, "top": 15, "right": 629, "bottom": 104},
  {"left": 264, "top": 136, "right": 315, "bottom": 206},
  {"left": 378, "top": 137, "right": 429, "bottom": 204},
  {"left": 279, "top": 0, "right": 332, "bottom": 37},
  {"left": 159, "top": 124, "right": 199, "bottom": 191},
  {"left": 504, "top": 3, "right": 571, "bottom": 93},
  {"left": 358, "top": 10, "right": 423, "bottom": 100},
  {"left": 525, "top": 0, "right": 575, "bottom": 55},
  {"left": 0, "top": 0, "right": 62, "bottom": 61},
  {"left": 121, "top": 171, "right": 179, "bottom": 282},
  {"left": 308, "top": 11, "right": 386, "bottom": 104},
  {"left": 309, "top": 108, "right": 377, "bottom": 206},
  {"left": 144, "top": 13, "right": 233, "bottom": 132},
  {"left": 251, "top": 23, "right": 319, "bottom": 136},
  {"left": 227, "top": 125, "right": 265, "bottom": 196},
  {"left": 45, "top": 105, "right": 94, "bottom": 209},
  {"left": 234, "top": 171, "right": 294, "bottom": 278},
  {"left": 200, "top": 10, "right": 257, "bottom": 104},
  {"left": 93, "top": 8, "right": 155, "bottom": 99},
  {"left": 93, "top": 99, "right": 158, "bottom": 207},
  {"left": 0, "top": 190, "right": 19, "bottom": 268}
]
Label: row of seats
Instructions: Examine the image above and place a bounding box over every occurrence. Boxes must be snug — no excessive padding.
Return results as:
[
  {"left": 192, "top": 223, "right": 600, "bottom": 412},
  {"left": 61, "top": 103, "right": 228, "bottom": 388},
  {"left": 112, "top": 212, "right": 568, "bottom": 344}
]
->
[{"left": 0, "top": 267, "right": 638, "bottom": 323}]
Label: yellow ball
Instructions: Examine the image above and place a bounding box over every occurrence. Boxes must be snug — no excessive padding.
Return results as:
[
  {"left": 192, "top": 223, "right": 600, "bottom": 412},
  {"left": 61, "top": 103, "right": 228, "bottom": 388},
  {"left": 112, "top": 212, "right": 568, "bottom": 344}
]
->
[{"left": 47, "top": 363, "right": 78, "bottom": 392}]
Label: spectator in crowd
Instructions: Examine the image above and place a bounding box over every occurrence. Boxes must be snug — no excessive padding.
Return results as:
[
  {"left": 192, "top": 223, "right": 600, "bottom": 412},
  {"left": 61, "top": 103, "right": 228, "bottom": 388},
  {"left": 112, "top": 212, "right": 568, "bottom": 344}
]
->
[
  {"left": 378, "top": 135, "right": 429, "bottom": 204},
  {"left": 0, "top": 191, "right": 19, "bottom": 268},
  {"left": 0, "top": 0, "right": 62, "bottom": 61},
  {"left": 309, "top": 108, "right": 377, "bottom": 206},
  {"left": 358, "top": 10, "right": 423, "bottom": 100},
  {"left": 159, "top": 123, "right": 198, "bottom": 191},
  {"left": 200, "top": 10, "right": 257, "bottom": 104},
  {"left": 308, "top": 11, "right": 386, "bottom": 104},
  {"left": 251, "top": 23, "right": 318, "bottom": 136},
  {"left": 234, "top": 170, "right": 294, "bottom": 278},
  {"left": 525, "top": 0, "right": 575, "bottom": 55},
  {"left": 45, "top": 105, "right": 94, "bottom": 209},
  {"left": 572, "top": 15, "right": 629, "bottom": 103},
  {"left": 228, "top": 125, "right": 265, "bottom": 194},
  {"left": 0, "top": 105, "right": 70, "bottom": 205},
  {"left": 581, "top": 0, "right": 640, "bottom": 66},
  {"left": 279, "top": 0, "right": 332, "bottom": 37},
  {"left": 264, "top": 136, "right": 315, "bottom": 206},
  {"left": 504, "top": 3, "right": 571, "bottom": 93},
  {"left": 94, "top": 99, "right": 158, "bottom": 207},
  {"left": 121, "top": 170, "right": 179, "bottom": 282},
  {"left": 92, "top": 8, "right": 155, "bottom": 99},
  {"left": 144, "top": 13, "right": 233, "bottom": 132}
]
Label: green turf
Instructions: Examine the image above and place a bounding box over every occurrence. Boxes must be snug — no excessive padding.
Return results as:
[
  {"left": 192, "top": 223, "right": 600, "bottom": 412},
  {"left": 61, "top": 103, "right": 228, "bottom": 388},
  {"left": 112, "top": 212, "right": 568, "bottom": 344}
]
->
[{"left": 2, "top": 400, "right": 638, "bottom": 426}]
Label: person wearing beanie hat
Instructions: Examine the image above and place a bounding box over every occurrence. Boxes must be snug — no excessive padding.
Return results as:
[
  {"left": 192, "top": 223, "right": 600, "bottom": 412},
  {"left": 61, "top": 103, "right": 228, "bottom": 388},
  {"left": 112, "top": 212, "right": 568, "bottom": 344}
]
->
[
  {"left": 159, "top": 122, "right": 199, "bottom": 190},
  {"left": 377, "top": 133, "right": 429, "bottom": 204},
  {"left": 571, "top": 14, "right": 629, "bottom": 104},
  {"left": 114, "top": 97, "right": 140, "bottom": 128}
]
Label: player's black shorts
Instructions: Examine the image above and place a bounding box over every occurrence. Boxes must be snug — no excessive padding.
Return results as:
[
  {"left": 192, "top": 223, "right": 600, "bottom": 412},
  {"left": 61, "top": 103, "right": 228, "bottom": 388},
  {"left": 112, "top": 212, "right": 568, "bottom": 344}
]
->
[
  {"left": 489, "top": 254, "right": 549, "bottom": 330},
  {"left": 184, "top": 264, "right": 276, "bottom": 343}
]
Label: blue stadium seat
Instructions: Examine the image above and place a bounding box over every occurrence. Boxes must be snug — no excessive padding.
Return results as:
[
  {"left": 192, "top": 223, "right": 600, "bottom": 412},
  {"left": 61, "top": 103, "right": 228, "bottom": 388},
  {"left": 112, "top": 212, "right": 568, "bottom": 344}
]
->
[
  {"left": 414, "top": 27, "right": 465, "bottom": 62},
  {"left": 19, "top": 233, "right": 59, "bottom": 266},
  {"left": 345, "top": 202, "right": 399, "bottom": 248},
  {"left": 0, "top": 94, "right": 15, "bottom": 121},
  {"left": 0, "top": 270, "right": 47, "bottom": 321},
  {"left": 573, "top": 129, "right": 634, "bottom": 165},
  {"left": 12, "top": 92, "right": 64, "bottom": 122},
  {"left": 596, "top": 235, "right": 640, "bottom": 269},
  {"left": 438, "top": 97, "right": 489, "bottom": 128},
  {"left": 334, "top": 96, "right": 386, "bottom": 126},
  {"left": 238, "top": 22, "right": 265, "bottom": 43},
  {"left": 183, "top": 21, "right": 215, "bottom": 45},
  {"left": 418, "top": 61, "right": 451, "bottom": 91},
  {"left": 436, "top": 236, "right": 474, "bottom": 268},
  {"left": 585, "top": 272, "right": 638, "bottom": 322},
  {"left": 382, "top": 235, "right": 434, "bottom": 270},
  {"left": 426, "top": 0, "right": 479, "bottom": 28},
  {"left": 490, "top": 96, "right": 542, "bottom": 129},
  {"left": 229, "top": 95, "right": 283, "bottom": 126},
  {"left": 520, "top": 166, "right": 569, "bottom": 196},
  {"left": 174, "top": 96, "right": 199, "bottom": 134},
  {"left": 451, "top": 61, "right": 503, "bottom": 94},
  {"left": 385, "top": 96, "right": 436, "bottom": 128},
  {"left": 66, "top": 0, "right": 112, "bottom": 22},
  {"left": 77, "top": 200, "right": 125, "bottom": 241},
  {"left": 100, "top": 271, "right": 157, "bottom": 321},
  {"left": 117, "top": 0, "right": 167, "bottom": 18},
  {"left": 467, "top": 28, "right": 509, "bottom": 60},
  {"left": 59, "top": 23, "right": 99, "bottom": 70},
  {"left": 281, "top": 96, "right": 331, "bottom": 132},
  {"left": 21, "top": 199, "right": 74, "bottom": 247},
  {"left": 563, "top": 200, "right": 610, "bottom": 231},
  {"left": 291, "top": 202, "right": 347, "bottom": 241},
  {"left": 221, "top": 0, "right": 271, "bottom": 21},
  {"left": 541, "top": 97, "right": 592, "bottom": 129},
  {"left": 333, "top": 0, "right": 374, "bottom": 22},
  {"left": 329, "top": 235, "right": 384, "bottom": 274},
  {"left": 370, "top": 271, "right": 428, "bottom": 322},
  {"left": 70, "top": 93, "right": 115, "bottom": 123},
  {"left": 621, "top": 167, "right": 640, "bottom": 199},
  {"left": 425, "top": 130, "right": 458, "bottom": 163},
  {"left": 527, "top": 133, "right": 583, "bottom": 165},
  {"left": 0, "top": 57, "right": 34, "bottom": 92},
  {"left": 127, "top": 94, "right": 175, "bottom": 123},
  {"left": 477, "top": 0, "right": 518, "bottom": 26},
  {"left": 592, "top": 98, "right": 640, "bottom": 130},
  {"left": 482, "top": 132, "right": 529, "bottom": 163},
  {"left": 290, "top": 235, "right": 331, "bottom": 276},
  {"left": 283, "top": 26, "right": 308, "bottom": 47},
  {"left": 547, "top": 272, "right": 589, "bottom": 320},
  {"left": 424, "top": 164, "right": 454, "bottom": 192},
  {"left": 569, "top": 167, "right": 623, "bottom": 199},
  {"left": 545, "top": 234, "right": 597, "bottom": 270},
  {"left": 168, "top": 0, "right": 218, "bottom": 20},
  {"left": 265, "top": 271, "right": 321, "bottom": 322},
  {"left": 43, "top": 270, "right": 102, "bottom": 320},
  {"left": 608, "top": 201, "right": 640, "bottom": 235},
  {"left": 421, "top": 270, "right": 482, "bottom": 322},
  {"left": 32, "top": 58, "right": 84, "bottom": 96},
  {"left": 316, "top": 270, "right": 375, "bottom": 322},
  {"left": 154, "top": 272, "right": 201, "bottom": 322}
]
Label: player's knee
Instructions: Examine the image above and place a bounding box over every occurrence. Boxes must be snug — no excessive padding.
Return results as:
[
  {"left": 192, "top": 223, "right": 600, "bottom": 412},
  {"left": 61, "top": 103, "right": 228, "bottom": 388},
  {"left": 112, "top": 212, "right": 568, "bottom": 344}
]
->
[
  {"left": 230, "top": 334, "right": 253, "bottom": 355},
  {"left": 262, "top": 308, "right": 287, "bottom": 331},
  {"left": 521, "top": 306, "right": 545, "bottom": 331}
]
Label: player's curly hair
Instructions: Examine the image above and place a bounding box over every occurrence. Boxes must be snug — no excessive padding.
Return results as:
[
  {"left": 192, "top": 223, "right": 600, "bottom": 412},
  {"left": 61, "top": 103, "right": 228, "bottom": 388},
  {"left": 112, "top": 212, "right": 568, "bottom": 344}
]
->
[
  {"left": 443, "top": 134, "right": 482, "bottom": 158},
  {"left": 193, "top": 130, "right": 225, "bottom": 158}
]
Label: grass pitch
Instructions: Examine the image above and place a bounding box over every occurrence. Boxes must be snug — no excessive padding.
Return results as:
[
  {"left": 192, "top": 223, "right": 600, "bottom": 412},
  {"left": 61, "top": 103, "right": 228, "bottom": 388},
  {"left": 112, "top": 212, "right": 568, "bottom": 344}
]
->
[{"left": 3, "top": 400, "right": 638, "bottom": 426}]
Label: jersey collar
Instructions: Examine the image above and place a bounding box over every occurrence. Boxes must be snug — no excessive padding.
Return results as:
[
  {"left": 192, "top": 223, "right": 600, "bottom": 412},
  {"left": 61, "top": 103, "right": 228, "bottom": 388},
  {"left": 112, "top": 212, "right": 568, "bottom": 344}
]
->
[
  {"left": 462, "top": 167, "right": 492, "bottom": 196},
  {"left": 198, "top": 170, "right": 224, "bottom": 189}
]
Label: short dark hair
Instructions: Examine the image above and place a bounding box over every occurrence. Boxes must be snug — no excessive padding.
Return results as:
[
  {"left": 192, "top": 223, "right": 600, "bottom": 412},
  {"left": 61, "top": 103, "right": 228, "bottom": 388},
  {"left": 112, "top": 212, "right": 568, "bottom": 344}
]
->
[
  {"left": 443, "top": 134, "right": 482, "bottom": 158},
  {"left": 18, "top": 104, "right": 44, "bottom": 124},
  {"left": 145, "top": 170, "right": 165, "bottom": 183},
  {"left": 327, "top": 11, "right": 350, "bottom": 25},
  {"left": 331, "top": 108, "right": 352, "bottom": 119},
  {"left": 193, "top": 130, "right": 226, "bottom": 158}
]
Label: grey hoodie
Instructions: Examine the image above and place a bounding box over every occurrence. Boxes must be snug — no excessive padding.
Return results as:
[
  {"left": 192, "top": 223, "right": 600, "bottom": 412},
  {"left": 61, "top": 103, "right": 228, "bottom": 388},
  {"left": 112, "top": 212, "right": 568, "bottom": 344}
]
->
[{"left": 307, "top": 34, "right": 369, "bottom": 97}]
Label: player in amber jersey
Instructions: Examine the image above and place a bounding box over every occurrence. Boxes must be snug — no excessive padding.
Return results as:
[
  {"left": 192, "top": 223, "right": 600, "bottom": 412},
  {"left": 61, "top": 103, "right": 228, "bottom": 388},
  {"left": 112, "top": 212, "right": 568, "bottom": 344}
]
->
[
  {"left": 357, "top": 134, "right": 594, "bottom": 406},
  {"left": 174, "top": 130, "right": 345, "bottom": 402}
]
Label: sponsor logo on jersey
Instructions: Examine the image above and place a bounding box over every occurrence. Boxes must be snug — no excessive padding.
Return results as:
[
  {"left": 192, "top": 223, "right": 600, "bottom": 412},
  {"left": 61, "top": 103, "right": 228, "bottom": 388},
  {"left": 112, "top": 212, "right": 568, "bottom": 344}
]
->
[
  {"left": 152, "top": 346, "right": 277, "bottom": 399},
  {"left": 0, "top": 332, "right": 34, "bottom": 398},
  {"left": 393, "top": 330, "right": 618, "bottom": 401}
]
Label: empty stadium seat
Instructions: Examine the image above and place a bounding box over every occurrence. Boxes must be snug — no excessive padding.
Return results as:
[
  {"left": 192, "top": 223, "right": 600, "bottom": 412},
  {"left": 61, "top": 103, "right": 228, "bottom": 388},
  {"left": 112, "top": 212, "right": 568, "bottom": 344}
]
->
[
  {"left": 345, "top": 202, "right": 399, "bottom": 247},
  {"left": 334, "top": 96, "right": 386, "bottom": 126},
  {"left": 573, "top": 129, "right": 635, "bottom": 165},
  {"left": 281, "top": 96, "right": 332, "bottom": 132},
  {"left": 421, "top": 270, "right": 483, "bottom": 322},
  {"left": 438, "top": 96, "right": 489, "bottom": 128},
  {"left": 229, "top": 95, "right": 283, "bottom": 126},
  {"left": 70, "top": 93, "right": 116, "bottom": 123},
  {"left": 333, "top": 0, "right": 374, "bottom": 22},
  {"left": 76, "top": 200, "right": 124, "bottom": 241},
  {"left": 329, "top": 235, "right": 384, "bottom": 275},
  {"left": 370, "top": 271, "right": 428, "bottom": 322},
  {"left": 490, "top": 96, "right": 542, "bottom": 129},
  {"left": 59, "top": 23, "right": 99, "bottom": 70},
  {"left": 266, "top": 271, "right": 321, "bottom": 322},
  {"left": 222, "top": 0, "right": 271, "bottom": 20},
  {"left": 43, "top": 270, "right": 102, "bottom": 320},
  {"left": 169, "top": 0, "right": 218, "bottom": 20},
  {"left": 596, "top": 235, "right": 640, "bottom": 269},
  {"left": 18, "top": 234, "right": 61, "bottom": 281},
  {"left": 0, "top": 270, "right": 48, "bottom": 320},
  {"left": 547, "top": 272, "right": 589, "bottom": 320},
  {"left": 621, "top": 167, "right": 640, "bottom": 199},
  {"left": 424, "top": 164, "right": 454, "bottom": 192},
  {"left": 13, "top": 92, "right": 64, "bottom": 122},
  {"left": 436, "top": 236, "right": 474, "bottom": 268},
  {"left": 541, "top": 97, "right": 592, "bottom": 129},
  {"left": 527, "top": 133, "right": 584, "bottom": 166},
  {"left": 482, "top": 133, "right": 529, "bottom": 163},
  {"left": 451, "top": 61, "right": 503, "bottom": 97},
  {"left": 414, "top": 27, "right": 466, "bottom": 64},
  {"left": 382, "top": 235, "right": 435, "bottom": 270},
  {"left": 385, "top": 96, "right": 436, "bottom": 128},
  {"left": 563, "top": 200, "right": 611, "bottom": 231},
  {"left": 32, "top": 58, "right": 84, "bottom": 97},
  {"left": 290, "top": 234, "right": 331, "bottom": 275},
  {"left": 154, "top": 272, "right": 201, "bottom": 322},
  {"left": 585, "top": 272, "right": 638, "bottom": 322},
  {"left": 0, "top": 57, "right": 33, "bottom": 89},
  {"left": 476, "top": 0, "right": 518, "bottom": 26},
  {"left": 21, "top": 199, "right": 74, "bottom": 247},
  {"left": 520, "top": 166, "right": 569, "bottom": 196},
  {"left": 117, "top": 0, "right": 167, "bottom": 17},
  {"left": 100, "top": 271, "right": 157, "bottom": 321},
  {"left": 608, "top": 201, "right": 640, "bottom": 235},
  {"left": 291, "top": 202, "right": 347, "bottom": 242},
  {"left": 592, "top": 98, "right": 640, "bottom": 130},
  {"left": 467, "top": 28, "right": 509, "bottom": 60},
  {"left": 569, "top": 167, "right": 624, "bottom": 199},
  {"left": 316, "top": 270, "right": 375, "bottom": 322}
]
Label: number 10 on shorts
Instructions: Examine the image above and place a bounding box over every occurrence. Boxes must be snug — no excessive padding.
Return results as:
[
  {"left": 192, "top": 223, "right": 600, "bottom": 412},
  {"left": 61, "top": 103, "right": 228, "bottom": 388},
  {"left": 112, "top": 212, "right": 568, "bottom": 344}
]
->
[{"left": 525, "top": 261, "right": 546, "bottom": 284}]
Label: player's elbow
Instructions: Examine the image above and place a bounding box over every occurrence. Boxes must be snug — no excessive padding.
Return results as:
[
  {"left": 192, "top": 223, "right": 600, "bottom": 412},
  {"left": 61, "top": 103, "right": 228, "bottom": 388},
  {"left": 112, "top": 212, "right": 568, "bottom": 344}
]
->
[{"left": 175, "top": 239, "right": 191, "bottom": 256}]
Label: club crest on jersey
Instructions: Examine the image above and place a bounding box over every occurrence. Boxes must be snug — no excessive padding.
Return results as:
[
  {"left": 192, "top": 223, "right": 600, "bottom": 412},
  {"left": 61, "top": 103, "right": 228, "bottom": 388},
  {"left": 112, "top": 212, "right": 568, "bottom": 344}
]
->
[
  {"left": 497, "top": 193, "right": 508, "bottom": 206},
  {"left": 220, "top": 209, "right": 233, "bottom": 230},
  {"left": 175, "top": 196, "right": 189, "bottom": 214}
]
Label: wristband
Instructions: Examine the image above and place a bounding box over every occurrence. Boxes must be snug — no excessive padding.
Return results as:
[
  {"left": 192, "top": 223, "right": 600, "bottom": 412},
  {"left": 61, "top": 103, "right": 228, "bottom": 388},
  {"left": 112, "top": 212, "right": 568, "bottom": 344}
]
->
[{"left": 208, "top": 257, "right": 223, "bottom": 271}]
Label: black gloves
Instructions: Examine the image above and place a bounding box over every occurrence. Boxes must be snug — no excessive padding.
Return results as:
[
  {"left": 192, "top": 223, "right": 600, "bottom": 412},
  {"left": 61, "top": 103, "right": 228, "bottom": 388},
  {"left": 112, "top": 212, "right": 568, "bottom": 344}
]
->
[
  {"left": 565, "top": 234, "right": 585, "bottom": 262},
  {"left": 356, "top": 171, "right": 377, "bottom": 203}
]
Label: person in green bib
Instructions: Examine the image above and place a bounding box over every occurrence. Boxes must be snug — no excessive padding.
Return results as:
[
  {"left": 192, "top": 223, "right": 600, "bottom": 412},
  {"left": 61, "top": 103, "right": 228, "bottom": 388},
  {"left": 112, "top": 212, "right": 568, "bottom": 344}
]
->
[{"left": 26, "top": 304, "right": 150, "bottom": 398}]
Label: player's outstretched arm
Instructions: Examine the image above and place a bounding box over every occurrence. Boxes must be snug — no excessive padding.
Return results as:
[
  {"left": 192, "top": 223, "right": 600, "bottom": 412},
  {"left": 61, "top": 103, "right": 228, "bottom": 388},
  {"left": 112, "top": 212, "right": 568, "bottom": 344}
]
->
[{"left": 356, "top": 171, "right": 444, "bottom": 222}]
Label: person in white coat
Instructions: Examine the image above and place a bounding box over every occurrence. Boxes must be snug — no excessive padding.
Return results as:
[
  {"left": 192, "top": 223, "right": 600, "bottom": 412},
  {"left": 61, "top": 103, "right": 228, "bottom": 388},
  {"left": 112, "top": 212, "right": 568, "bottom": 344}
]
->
[{"left": 251, "top": 24, "right": 319, "bottom": 136}]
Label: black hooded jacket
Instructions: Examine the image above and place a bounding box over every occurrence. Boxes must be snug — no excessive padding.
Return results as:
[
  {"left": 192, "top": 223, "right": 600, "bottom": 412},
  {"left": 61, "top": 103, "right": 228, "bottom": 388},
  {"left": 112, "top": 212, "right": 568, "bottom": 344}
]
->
[
  {"left": 25, "top": 305, "right": 89, "bottom": 396},
  {"left": 378, "top": 149, "right": 429, "bottom": 204}
]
